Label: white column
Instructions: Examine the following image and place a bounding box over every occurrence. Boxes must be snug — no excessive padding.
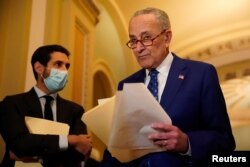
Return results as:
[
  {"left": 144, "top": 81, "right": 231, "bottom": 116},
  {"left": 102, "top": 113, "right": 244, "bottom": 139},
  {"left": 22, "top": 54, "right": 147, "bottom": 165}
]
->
[{"left": 25, "top": 0, "right": 47, "bottom": 91}]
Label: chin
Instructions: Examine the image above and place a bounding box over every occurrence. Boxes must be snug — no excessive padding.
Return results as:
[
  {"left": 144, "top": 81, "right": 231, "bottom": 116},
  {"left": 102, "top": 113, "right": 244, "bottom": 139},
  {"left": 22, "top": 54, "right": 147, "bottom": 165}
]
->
[
  {"left": 138, "top": 61, "right": 152, "bottom": 69},
  {"left": 140, "top": 64, "right": 152, "bottom": 69}
]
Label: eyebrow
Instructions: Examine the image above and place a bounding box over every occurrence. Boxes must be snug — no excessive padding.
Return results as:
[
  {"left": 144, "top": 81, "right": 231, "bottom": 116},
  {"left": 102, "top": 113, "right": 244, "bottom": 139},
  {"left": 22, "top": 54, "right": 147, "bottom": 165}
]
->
[
  {"left": 129, "top": 31, "right": 151, "bottom": 39},
  {"left": 54, "top": 60, "right": 70, "bottom": 68}
]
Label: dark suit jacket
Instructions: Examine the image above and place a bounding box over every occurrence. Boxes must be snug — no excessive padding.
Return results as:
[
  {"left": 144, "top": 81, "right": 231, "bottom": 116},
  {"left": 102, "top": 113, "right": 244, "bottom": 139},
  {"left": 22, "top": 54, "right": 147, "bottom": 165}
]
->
[
  {"left": 0, "top": 88, "right": 87, "bottom": 167},
  {"left": 100, "top": 54, "right": 235, "bottom": 167}
]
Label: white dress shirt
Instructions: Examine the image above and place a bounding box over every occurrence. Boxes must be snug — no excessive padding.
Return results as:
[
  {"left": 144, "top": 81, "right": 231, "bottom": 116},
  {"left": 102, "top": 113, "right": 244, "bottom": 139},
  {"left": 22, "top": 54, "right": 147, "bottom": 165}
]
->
[
  {"left": 34, "top": 86, "right": 68, "bottom": 150},
  {"left": 144, "top": 53, "right": 191, "bottom": 155},
  {"left": 145, "top": 52, "right": 173, "bottom": 102}
]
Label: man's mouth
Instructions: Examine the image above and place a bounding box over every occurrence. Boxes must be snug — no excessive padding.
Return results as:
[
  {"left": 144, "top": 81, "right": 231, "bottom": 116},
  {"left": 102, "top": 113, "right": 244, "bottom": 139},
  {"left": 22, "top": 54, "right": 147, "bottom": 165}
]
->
[{"left": 138, "top": 54, "right": 148, "bottom": 59}]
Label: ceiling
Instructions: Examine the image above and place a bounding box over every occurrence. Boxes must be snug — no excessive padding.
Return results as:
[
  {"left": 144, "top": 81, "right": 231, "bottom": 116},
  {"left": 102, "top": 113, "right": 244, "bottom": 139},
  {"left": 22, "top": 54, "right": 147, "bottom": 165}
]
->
[
  {"left": 112, "top": 0, "right": 250, "bottom": 51},
  {"left": 96, "top": 0, "right": 250, "bottom": 61}
]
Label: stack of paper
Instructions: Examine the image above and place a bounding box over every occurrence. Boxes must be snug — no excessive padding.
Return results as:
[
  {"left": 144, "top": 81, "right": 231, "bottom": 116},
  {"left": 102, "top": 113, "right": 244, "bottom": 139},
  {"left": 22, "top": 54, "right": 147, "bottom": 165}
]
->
[{"left": 82, "top": 83, "right": 171, "bottom": 162}]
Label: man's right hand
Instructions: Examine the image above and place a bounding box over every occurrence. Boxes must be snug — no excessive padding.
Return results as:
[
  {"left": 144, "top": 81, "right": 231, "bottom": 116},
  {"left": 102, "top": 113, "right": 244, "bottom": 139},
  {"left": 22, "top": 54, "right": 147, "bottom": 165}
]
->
[{"left": 68, "top": 134, "right": 92, "bottom": 157}]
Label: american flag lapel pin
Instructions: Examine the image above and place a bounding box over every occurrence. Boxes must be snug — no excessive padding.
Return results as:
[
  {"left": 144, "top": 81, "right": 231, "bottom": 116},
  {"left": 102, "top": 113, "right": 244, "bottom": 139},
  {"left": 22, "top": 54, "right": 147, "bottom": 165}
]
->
[{"left": 178, "top": 74, "right": 184, "bottom": 80}]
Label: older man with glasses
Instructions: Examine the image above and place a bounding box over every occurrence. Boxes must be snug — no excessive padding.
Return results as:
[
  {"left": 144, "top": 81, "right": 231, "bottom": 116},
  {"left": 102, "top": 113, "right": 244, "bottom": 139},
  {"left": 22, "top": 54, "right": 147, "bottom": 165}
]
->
[{"left": 100, "top": 7, "right": 235, "bottom": 167}]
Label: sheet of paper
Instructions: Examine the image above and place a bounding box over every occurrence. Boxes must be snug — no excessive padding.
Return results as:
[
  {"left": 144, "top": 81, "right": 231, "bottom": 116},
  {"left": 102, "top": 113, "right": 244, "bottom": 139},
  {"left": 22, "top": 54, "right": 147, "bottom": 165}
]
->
[
  {"left": 82, "top": 83, "right": 172, "bottom": 162},
  {"left": 25, "top": 116, "right": 69, "bottom": 135},
  {"left": 97, "top": 98, "right": 111, "bottom": 105},
  {"left": 82, "top": 96, "right": 115, "bottom": 145},
  {"left": 109, "top": 83, "right": 171, "bottom": 149}
]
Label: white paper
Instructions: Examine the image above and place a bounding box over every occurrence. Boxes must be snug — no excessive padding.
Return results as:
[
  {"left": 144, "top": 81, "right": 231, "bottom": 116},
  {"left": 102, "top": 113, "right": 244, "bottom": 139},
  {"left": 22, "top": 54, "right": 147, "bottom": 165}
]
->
[
  {"left": 82, "top": 83, "right": 172, "bottom": 162},
  {"left": 109, "top": 83, "right": 171, "bottom": 149},
  {"left": 82, "top": 96, "right": 115, "bottom": 145}
]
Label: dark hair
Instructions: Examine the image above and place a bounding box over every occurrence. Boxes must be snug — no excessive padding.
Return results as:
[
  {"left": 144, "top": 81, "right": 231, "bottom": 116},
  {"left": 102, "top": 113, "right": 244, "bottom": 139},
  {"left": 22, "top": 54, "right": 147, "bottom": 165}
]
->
[{"left": 31, "top": 44, "right": 70, "bottom": 80}]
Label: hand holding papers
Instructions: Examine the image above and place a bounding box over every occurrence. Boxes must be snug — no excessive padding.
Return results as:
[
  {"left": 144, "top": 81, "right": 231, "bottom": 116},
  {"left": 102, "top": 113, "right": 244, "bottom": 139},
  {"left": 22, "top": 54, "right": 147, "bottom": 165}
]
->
[{"left": 82, "top": 83, "right": 172, "bottom": 162}]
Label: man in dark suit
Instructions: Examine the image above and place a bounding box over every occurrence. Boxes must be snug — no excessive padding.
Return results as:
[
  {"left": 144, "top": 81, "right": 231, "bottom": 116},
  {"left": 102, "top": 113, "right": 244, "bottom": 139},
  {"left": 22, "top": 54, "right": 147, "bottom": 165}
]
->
[
  {"left": 0, "top": 44, "right": 92, "bottom": 167},
  {"left": 100, "top": 7, "right": 235, "bottom": 167}
]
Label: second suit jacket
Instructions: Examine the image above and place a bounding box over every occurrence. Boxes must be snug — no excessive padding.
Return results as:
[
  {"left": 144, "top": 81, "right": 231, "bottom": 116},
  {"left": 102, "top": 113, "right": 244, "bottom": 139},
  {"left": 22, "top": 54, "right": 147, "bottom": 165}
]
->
[
  {"left": 100, "top": 54, "right": 235, "bottom": 167},
  {"left": 0, "top": 88, "right": 86, "bottom": 166}
]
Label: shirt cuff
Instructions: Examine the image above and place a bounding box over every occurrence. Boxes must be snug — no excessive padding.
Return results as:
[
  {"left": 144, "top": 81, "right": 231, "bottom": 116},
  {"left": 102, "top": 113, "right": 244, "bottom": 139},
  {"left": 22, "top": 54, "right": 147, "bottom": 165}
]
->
[
  {"left": 180, "top": 137, "right": 192, "bottom": 156},
  {"left": 59, "top": 135, "right": 68, "bottom": 150}
]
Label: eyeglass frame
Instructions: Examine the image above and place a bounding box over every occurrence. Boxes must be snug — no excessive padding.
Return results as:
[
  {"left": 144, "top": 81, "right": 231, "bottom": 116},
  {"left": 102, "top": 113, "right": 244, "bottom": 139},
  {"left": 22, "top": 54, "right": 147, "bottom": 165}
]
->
[{"left": 126, "top": 29, "right": 167, "bottom": 49}]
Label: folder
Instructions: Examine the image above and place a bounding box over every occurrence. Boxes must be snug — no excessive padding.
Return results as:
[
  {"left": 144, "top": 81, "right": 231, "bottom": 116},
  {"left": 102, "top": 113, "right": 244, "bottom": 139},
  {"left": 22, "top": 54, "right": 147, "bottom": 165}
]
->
[
  {"left": 16, "top": 117, "right": 69, "bottom": 167},
  {"left": 25, "top": 116, "right": 69, "bottom": 135}
]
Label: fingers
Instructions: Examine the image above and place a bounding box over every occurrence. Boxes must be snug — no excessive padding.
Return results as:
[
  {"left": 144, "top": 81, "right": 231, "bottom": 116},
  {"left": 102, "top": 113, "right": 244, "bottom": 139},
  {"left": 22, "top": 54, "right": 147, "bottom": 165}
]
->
[
  {"left": 9, "top": 151, "right": 19, "bottom": 160},
  {"left": 151, "top": 123, "right": 176, "bottom": 132},
  {"left": 156, "top": 139, "right": 168, "bottom": 146},
  {"left": 68, "top": 134, "right": 93, "bottom": 156},
  {"left": 148, "top": 130, "right": 171, "bottom": 140},
  {"left": 154, "top": 139, "right": 170, "bottom": 150},
  {"left": 148, "top": 124, "right": 189, "bottom": 152}
]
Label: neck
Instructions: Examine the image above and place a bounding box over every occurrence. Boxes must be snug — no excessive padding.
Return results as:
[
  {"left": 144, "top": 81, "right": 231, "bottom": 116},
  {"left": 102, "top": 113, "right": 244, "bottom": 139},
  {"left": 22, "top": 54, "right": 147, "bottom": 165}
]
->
[{"left": 36, "top": 79, "right": 50, "bottom": 94}]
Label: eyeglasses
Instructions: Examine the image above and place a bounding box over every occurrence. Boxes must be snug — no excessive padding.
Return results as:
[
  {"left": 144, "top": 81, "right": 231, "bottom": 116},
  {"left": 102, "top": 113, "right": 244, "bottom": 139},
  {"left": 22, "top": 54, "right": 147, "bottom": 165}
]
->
[{"left": 126, "top": 29, "right": 166, "bottom": 49}]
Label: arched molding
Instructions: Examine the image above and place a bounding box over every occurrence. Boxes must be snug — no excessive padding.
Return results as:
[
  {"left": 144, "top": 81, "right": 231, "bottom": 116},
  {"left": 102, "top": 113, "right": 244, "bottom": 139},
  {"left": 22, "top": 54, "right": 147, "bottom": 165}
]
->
[
  {"left": 88, "top": 59, "right": 117, "bottom": 161},
  {"left": 97, "top": 0, "right": 128, "bottom": 44},
  {"left": 74, "top": 0, "right": 100, "bottom": 25},
  {"left": 206, "top": 48, "right": 250, "bottom": 67},
  {"left": 174, "top": 21, "right": 250, "bottom": 57},
  {"left": 185, "top": 35, "right": 250, "bottom": 67},
  {"left": 91, "top": 59, "right": 116, "bottom": 91},
  {"left": 87, "top": 59, "right": 116, "bottom": 110},
  {"left": 96, "top": 0, "right": 138, "bottom": 73},
  {"left": 175, "top": 26, "right": 250, "bottom": 81}
]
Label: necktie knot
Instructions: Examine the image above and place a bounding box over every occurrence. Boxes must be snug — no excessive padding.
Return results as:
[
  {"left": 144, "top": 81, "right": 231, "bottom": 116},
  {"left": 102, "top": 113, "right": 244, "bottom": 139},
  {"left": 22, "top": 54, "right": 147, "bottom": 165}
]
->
[
  {"left": 43, "top": 95, "right": 54, "bottom": 120},
  {"left": 148, "top": 69, "right": 159, "bottom": 101},
  {"left": 43, "top": 95, "right": 53, "bottom": 103},
  {"left": 149, "top": 69, "right": 159, "bottom": 78}
]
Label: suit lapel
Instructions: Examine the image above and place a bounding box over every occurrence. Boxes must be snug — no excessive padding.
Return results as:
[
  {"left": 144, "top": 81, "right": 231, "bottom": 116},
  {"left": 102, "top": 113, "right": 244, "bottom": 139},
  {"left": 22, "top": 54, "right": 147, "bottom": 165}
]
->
[
  {"left": 135, "top": 69, "right": 146, "bottom": 83},
  {"left": 25, "top": 88, "right": 43, "bottom": 118},
  {"left": 160, "top": 56, "right": 188, "bottom": 111},
  {"left": 56, "top": 95, "right": 66, "bottom": 122}
]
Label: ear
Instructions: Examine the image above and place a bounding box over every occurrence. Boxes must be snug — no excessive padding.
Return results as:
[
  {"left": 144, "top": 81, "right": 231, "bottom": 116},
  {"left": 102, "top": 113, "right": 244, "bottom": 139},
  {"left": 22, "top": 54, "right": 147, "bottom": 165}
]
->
[
  {"left": 164, "top": 30, "right": 172, "bottom": 44},
  {"left": 34, "top": 61, "right": 45, "bottom": 76}
]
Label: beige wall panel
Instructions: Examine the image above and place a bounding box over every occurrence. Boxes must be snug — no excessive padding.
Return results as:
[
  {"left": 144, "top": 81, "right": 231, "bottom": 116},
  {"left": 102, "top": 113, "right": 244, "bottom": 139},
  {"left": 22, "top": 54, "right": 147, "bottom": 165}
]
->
[{"left": 0, "top": 0, "right": 32, "bottom": 100}]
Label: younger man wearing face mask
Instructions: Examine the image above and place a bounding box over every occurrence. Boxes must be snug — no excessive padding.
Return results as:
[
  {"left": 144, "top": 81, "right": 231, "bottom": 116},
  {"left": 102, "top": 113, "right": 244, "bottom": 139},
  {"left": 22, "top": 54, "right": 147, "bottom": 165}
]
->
[{"left": 0, "top": 44, "right": 93, "bottom": 167}]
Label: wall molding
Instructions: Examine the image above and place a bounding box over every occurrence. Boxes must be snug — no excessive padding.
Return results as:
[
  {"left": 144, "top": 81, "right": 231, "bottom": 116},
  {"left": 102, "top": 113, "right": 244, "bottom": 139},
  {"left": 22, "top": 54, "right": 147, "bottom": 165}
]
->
[{"left": 185, "top": 36, "right": 250, "bottom": 61}]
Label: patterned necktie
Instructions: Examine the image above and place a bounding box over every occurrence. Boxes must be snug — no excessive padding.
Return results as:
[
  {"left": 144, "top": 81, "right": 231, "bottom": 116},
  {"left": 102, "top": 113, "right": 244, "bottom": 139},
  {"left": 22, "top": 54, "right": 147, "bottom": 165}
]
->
[
  {"left": 148, "top": 69, "right": 159, "bottom": 101},
  {"left": 43, "top": 95, "right": 54, "bottom": 121}
]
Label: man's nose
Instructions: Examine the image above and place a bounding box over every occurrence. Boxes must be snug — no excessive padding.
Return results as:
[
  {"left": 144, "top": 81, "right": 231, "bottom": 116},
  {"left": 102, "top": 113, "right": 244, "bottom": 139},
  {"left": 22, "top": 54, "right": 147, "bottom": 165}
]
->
[{"left": 134, "top": 41, "right": 146, "bottom": 52}]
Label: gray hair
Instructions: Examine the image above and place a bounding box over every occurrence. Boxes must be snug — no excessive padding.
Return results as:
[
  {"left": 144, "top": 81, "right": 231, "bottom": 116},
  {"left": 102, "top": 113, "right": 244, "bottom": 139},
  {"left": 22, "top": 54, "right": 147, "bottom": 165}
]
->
[{"left": 131, "top": 7, "right": 171, "bottom": 30}]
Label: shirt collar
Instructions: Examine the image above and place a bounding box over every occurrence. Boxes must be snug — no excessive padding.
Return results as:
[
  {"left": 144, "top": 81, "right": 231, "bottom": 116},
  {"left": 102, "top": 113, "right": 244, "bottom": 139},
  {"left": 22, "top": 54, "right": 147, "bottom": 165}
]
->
[{"left": 34, "top": 86, "right": 57, "bottom": 100}]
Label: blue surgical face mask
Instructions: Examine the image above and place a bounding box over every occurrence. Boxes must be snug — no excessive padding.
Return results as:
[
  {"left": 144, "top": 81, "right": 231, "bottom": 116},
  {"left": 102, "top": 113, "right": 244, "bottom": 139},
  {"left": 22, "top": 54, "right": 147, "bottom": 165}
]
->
[{"left": 43, "top": 68, "right": 68, "bottom": 93}]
